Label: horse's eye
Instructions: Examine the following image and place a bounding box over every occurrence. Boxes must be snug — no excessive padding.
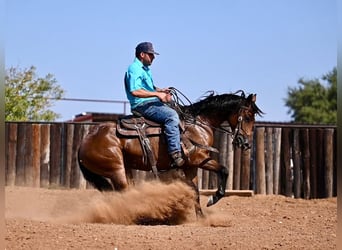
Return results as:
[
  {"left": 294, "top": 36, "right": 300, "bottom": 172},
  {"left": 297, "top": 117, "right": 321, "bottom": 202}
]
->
[{"left": 244, "top": 117, "right": 251, "bottom": 123}]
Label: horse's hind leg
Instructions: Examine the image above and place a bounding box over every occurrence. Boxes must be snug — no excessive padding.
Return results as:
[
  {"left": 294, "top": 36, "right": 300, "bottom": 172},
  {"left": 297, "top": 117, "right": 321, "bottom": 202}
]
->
[
  {"left": 109, "top": 167, "right": 130, "bottom": 191},
  {"left": 183, "top": 168, "right": 204, "bottom": 218}
]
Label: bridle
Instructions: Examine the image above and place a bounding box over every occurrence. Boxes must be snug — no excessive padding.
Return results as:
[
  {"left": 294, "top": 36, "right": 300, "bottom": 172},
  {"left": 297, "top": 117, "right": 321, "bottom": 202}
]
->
[
  {"left": 169, "top": 87, "right": 253, "bottom": 151},
  {"left": 182, "top": 107, "right": 253, "bottom": 152},
  {"left": 231, "top": 107, "right": 252, "bottom": 150}
]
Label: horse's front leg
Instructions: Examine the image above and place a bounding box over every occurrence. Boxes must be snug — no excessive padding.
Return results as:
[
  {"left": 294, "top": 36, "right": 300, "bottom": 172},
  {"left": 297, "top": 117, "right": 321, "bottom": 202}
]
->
[
  {"left": 198, "top": 158, "right": 228, "bottom": 207},
  {"left": 206, "top": 164, "right": 228, "bottom": 206}
]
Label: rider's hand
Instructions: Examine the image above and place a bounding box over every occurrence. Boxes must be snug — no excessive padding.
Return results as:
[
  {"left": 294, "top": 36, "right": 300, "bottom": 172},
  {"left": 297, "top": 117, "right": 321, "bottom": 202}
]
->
[
  {"left": 157, "top": 88, "right": 171, "bottom": 94},
  {"left": 157, "top": 91, "right": 172, "bottom": 103}
]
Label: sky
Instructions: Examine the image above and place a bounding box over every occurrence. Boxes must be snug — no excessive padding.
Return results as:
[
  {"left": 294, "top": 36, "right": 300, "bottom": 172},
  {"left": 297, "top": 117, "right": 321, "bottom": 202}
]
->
[{"left": 5, "top": 0, "right": 337, "bottom": 122}]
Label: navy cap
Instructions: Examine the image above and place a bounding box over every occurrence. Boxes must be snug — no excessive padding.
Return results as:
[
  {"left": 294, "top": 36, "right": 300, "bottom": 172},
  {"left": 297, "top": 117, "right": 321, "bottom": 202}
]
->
[{"left": 135, "top": 42, "right": 159, "bottom": 55}]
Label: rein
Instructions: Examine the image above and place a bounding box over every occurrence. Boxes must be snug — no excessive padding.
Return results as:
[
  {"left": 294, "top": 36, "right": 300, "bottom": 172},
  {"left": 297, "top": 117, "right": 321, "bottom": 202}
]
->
[
  {"left": 169, "top": 87, "right": 233, "bottom": 135},
  {"left": 169, "top": 88, "right": 249, "bottom": 153}
]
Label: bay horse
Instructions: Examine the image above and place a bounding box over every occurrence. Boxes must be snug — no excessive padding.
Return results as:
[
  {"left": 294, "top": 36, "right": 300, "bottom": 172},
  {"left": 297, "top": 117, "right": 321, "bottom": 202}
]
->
[{"left": 78, "top": 90, "right": 263, "bottom": 217}]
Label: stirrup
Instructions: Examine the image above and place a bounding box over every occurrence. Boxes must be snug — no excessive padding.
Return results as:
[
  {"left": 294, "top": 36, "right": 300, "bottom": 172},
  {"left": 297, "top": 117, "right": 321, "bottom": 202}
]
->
[{"left": 170, "top": 152, "right": 185, "bottom": 167}]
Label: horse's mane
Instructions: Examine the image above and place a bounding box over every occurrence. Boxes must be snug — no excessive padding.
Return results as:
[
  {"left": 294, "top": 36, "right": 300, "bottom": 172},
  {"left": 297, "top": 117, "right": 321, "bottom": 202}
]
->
[{"left": 180, "top": 90, "right": 263, "bottom": 117}]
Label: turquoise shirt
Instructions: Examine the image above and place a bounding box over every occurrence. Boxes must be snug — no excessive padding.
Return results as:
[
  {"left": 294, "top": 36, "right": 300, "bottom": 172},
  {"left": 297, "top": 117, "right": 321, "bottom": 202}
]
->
[{"left": 124, "top": 58, "right": 158, "bottom": 110}]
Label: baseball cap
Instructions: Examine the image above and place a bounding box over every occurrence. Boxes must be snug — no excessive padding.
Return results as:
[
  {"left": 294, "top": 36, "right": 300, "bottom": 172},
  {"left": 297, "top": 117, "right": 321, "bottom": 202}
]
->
[{"left": 135, "top": 42, "right": 159, "bottom": 55}]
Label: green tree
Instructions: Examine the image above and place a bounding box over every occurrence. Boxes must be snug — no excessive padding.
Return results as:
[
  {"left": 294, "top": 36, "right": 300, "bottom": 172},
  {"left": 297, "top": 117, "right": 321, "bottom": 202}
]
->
[
  {"left": 285, "top": 67, "right": 337, "bottom": 124},
  {"left": 5, "top": 66, "right": 65, "bottom": 121}
]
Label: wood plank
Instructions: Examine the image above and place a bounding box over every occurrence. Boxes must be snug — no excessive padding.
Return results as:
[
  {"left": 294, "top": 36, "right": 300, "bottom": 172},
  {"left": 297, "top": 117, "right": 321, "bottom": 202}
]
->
[
  {"left": 79, "top": 124, "right": 89, "bottom": 189},
  {"left": 218, "top": 132, "right": 228, "bottom": 167},
  {"left": 309, "top": 129, "right": 318, "bottom": 198},
  {"left": 200, "top": 189, "right": 254, "bottom": 197},
  {"left": 209, "top": 130, "right": 220, "bottom": 189},
  {"left": 316, "top": 129, "right": 324, "bottom": 198},
  {"left": 241, "top": 133, "right": 252, "bottom": 190},
  {"left": 49, "top": 123, "right": 63, "bottom": 187},
  {"left": 63, "top": 123, "right": 74, "bottom": 188},
  {"left": 227, "top": 135, "right": 234, "bottom": 190},
  {"left": 197, "top": 168, "right": 203, "bottom": 190},
  {"left": 6, "top": 123, "right": 17, "bottom": 186},
  {"left": 32, "top": 124, "right": 41, "bottom": 187},
  {"left": 281, "top": 128, "right": 292, "bottom": 197},
  {"left": 201, "top": 169, "right": 209, "bottom": 190},
  {"left": 255, "top": 127, "right": 266, "bottom": 194},
  {"left": 273, "top": 128, "right": 281, "bottom": 195},
  {"left": 292, "top": 128, "right": 301, "bottom": 198},
  {"left": 15, "top": 123, "right": 26, "bottom": 186},
  {"left": 23, "top": 124, "right": 33, "bottom": 186},
  {"left": 324, "top": 128, "right": 334, "bottom": 198},
  {"left": 70, "top": 124, "right": 83, "bottom": 188},
  {"left": 300, "top": 128, "right": 310, "bottom": 199},
  {"left": 265, "top": 127, "right": 273, "bottom": 194},
  {"left": 233, "top": 148, "right": 241, "bottom": 190},
  {"left": 40, "top": 124, "right": 50, "bottom": 188}
]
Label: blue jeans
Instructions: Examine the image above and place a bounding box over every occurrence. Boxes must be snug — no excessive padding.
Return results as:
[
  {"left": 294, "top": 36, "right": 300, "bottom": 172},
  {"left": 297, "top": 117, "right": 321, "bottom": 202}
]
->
[{"left": 133, "top": 100, "right": 181, "bottom": 154}]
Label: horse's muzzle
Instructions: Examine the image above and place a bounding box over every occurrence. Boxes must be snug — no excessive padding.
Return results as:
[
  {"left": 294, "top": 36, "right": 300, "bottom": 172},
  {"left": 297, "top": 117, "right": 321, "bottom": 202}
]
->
[{"left": 233, "top": 135, "right": 251, "bottom": 150}]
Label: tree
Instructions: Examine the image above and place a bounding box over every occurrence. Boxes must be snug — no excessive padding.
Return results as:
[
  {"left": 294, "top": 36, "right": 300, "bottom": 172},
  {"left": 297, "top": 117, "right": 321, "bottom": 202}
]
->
[
  {"left": 284, "top": 67, "right": 337, "bottom": 124},
  {"left": 5, "top": 66, "right": 65, "bottom": 121}
]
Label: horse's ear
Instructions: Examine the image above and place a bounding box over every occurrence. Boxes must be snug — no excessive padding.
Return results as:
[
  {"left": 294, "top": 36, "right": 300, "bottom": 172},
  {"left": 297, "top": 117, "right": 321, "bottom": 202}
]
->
[{"left": 247, "top": 94, "right": 256, "bottom": 103}]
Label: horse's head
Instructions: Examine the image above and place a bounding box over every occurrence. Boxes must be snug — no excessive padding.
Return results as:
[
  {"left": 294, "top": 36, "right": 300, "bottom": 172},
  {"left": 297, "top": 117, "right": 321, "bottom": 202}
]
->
[
  {"left": 179, "top": 90, "right": 263, "bottom": 150},
  {"left": 228, "top": 93, "right": 261, "bottom": 150}
]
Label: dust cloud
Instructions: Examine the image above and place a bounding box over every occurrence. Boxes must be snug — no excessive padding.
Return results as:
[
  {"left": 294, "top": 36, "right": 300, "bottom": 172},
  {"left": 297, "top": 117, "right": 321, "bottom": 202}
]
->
[
  {"left": 62, "top": 180, "right": 197, "bottom": 225},
  {"left": 6, "top": 181, "right": 232, "bottom": 227}
]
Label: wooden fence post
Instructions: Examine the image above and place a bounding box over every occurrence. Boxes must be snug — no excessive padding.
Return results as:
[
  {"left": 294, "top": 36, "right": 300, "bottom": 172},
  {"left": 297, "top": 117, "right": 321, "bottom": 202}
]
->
[
  {"left": 32, "top": 124, "right": 41, "bottom": 187},
  {"left": 64, "top": 123, "right": 74, "bottom": 188},
  {"left": 202, "top": 169, "right": 209, "bottom": 190},
  {"left": 209, "top": 131, "right": 220, "bottom": 189},
  {"left": 15, "top": 123, "right": 26, "bottom": 186},
  {"left": 70, "top": 124, "right": 81, "bottom": 188},
  {"left": 265, "top": 127, "right": 273, "bottom": 194},
  {"left": 49, "top": 123, "right": 63, "bottom": 187},
  {"left": 40, "top": 124, "right": 50, "bottom": 188},
  {"left": 233, "top": 148, "right": 241, "bottom": 190},
  {"left": 316, "top": 129, "right": 325, "bottom": 198},
  {"left": 227, "top": 135, "right": 234, "bottom": 190},
  {"left": 218, "top": 131, "right": 228, "bottom": 167},
  {"left": 6, "top": 123, "right": 17, "bottom": 186},
  {"left": 281, "top": 128, "right": 292, "bottom": 197},
  {"left": 300, "top": 128, "right": 310, "bottom": 199},
  {"left": 255, "top": 127, "right": 266, "bottom": 194},
  {"left": 292, "top": 129, "right": 301, "bottom": 198},
  {"left": 241, "top": 148, "right": 251, "bottom": 190},
  {"left": 23, "top": 123, "right": 34, "bottom": 186},
  {"left": 241, "top": 133, "right": 253, "bottom": 190},
  {"left": 273, "top": 128, "right": 281, "bottom": 194},
  {"left": 324, "top": 128, "right": 334, "bottom": 197},
  {"left": 218, "top": 131, "right": 228, "bottom": 189},
  {"left": 309, "top": 129, "right": 318, "bottom": 198},
  {"left": 79, "top": 124, "right": 90, "bottom": 189},
  {"left": 197, "top": 168, "right": 203, "bottom": 189}
]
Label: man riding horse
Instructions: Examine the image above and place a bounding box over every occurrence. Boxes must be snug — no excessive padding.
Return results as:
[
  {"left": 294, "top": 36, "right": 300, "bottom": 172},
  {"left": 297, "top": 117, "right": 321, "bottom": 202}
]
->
[
  {"left": 124, "top": 42, "right": 185, "bottom": 167},
  {"left": 77, "top": 41, "right": 263, "bottom": 217}
]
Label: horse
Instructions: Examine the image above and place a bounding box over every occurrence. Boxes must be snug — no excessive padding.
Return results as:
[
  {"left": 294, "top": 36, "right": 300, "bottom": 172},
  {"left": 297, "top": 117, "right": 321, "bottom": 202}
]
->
[{"left": 77, "top": 90, "right": 263, "bottom": 217}]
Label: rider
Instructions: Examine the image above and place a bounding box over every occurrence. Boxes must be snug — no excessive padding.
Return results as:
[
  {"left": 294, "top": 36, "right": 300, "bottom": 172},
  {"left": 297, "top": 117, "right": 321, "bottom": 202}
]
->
[{"left": 124, "top": 42, "right": 185, "bottom": 167}]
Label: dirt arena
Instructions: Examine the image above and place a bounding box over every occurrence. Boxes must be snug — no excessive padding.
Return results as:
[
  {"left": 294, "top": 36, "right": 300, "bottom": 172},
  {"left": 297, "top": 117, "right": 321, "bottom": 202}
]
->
[{"left": 5, "top": 180, "right": 336, "bottom": 250}]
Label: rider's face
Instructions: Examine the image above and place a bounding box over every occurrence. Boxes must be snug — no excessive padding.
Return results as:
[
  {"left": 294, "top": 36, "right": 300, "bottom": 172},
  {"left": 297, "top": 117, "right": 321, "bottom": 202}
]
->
[{"left": 140, "top": 52, "right": 155, "bottom": 66}]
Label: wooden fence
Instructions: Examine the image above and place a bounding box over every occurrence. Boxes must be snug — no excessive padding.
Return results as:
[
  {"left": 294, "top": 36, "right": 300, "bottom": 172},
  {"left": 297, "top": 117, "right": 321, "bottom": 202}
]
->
[{"left": 5, "top": 121, "right": 337, "bottom": 199}]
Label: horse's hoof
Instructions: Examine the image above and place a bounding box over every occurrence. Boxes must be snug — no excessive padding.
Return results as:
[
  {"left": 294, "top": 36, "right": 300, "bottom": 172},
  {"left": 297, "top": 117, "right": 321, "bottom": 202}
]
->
[
  {"left": 207, "top": 195, "right": 214, "bottom": 207},
  {"left": 207, "top": 194, "right": 221, "bottom": 207},
  {"left": 196, "top": 210, "right": 205, "bottom": 219}
]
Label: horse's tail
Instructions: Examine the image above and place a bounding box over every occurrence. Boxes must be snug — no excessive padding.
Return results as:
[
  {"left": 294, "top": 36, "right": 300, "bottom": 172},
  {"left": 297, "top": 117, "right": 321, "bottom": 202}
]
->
[{"left": 78, "top": 151, "right": 114, "bottom": 192}]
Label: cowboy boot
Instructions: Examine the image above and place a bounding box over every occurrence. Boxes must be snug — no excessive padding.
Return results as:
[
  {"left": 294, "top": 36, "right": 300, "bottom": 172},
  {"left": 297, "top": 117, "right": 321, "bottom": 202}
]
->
[{"left": 171, "top": 151, "right": 185, "bottom": 167}]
